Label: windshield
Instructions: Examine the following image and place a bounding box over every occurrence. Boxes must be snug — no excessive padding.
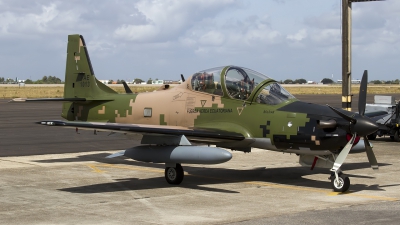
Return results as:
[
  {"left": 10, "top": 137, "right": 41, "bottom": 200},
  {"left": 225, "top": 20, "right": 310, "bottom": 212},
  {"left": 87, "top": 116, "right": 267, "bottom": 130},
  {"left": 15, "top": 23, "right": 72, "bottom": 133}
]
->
[{"left": 255, "top": 83, "right": 295, "bottom": 105}]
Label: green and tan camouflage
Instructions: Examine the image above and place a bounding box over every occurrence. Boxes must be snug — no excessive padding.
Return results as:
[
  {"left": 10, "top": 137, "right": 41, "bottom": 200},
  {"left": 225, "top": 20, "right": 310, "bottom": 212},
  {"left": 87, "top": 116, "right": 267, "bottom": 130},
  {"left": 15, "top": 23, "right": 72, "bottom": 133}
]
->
[{"left": 32, "top": 34, "right": 380, "bottom": 192}]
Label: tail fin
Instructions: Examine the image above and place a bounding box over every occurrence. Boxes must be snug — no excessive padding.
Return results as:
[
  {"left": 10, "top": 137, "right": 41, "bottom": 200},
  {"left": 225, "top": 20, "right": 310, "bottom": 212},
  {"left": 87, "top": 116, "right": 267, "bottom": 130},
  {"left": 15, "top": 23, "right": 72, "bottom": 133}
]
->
[{"left": 64, "top": 34, "right": 116, "bottom": 100}]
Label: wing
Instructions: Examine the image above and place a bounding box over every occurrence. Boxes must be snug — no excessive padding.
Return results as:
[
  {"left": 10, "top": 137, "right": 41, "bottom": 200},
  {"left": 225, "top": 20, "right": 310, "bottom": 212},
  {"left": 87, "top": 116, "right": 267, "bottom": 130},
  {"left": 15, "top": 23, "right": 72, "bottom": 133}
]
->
[
  {"left": 37, "top": 120, "right": 245, "bottom": 143},
  {"left": 10, "top": 98, "right": 87, "bottom": 102},
  {"left": 364, "top": 110, "right": 389, "bottom": 122}
]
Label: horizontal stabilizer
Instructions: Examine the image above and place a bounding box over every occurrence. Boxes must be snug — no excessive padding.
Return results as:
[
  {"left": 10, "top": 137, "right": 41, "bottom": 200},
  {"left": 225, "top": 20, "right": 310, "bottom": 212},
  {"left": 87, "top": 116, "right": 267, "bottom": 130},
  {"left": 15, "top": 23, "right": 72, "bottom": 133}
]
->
[{"left": 364, "top": 110, "right": 388, "bottom": 118}]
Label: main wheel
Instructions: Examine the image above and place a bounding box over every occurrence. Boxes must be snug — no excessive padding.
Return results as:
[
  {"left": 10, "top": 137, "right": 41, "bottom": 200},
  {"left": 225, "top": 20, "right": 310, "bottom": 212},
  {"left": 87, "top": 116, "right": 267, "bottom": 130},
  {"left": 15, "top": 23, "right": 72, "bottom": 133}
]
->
[
  {"left": 394, "top": 131, "right": 400, "bottom": 142},
  {"left": 165, "top": 164, "right": 184, "bottom": 185},
  {"left": 330, "top": 174, "right": 350, "bottom": 192},
  {"left": 367, "top": 132, "right": 377, "bottom": 140}
]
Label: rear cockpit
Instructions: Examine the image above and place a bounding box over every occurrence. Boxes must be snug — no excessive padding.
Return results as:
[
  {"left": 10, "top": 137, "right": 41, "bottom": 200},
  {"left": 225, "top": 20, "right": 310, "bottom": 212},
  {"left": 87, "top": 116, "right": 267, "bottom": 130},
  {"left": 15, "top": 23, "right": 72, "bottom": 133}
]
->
[
  {"left": 188, "top": 65, "right": 295, "bottom": 105},
  {"left": 190, "top": 67, "right": 224, "bottom": 96}
]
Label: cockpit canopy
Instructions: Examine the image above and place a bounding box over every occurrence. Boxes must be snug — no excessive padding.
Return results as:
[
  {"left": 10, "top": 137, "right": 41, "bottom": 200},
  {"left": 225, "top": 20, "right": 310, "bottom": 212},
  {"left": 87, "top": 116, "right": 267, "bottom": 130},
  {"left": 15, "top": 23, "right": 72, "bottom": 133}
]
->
[{"left": 190, "top": 66, "right": 295, "bottom": 105}]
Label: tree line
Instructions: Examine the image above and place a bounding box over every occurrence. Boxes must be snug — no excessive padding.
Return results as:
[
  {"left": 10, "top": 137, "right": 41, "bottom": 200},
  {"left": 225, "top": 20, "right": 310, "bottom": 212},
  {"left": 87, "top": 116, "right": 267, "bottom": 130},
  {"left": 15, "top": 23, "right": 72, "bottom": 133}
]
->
[
  {"left": 106, "top": 78, "right": 149, "bottom": 84},
  {"left": 2, "top": 76, "right": 398, "bottom": 85},
  {"left": 370, "top": 79, "right": 400, "bottom": 84},
  {"left": 0, "top": 76, "right": 63, "bottom": 84},
  {"left": 25, "top": 76, "right": 62, "bottom": 84},
  {"left": 0, "top": 77, "right": 17, "bottom": 84},
  {"left": 280, "top": 78, "right": 335, "bottom": 84},
  {"left": 280, "top": 78, "right": 400, "bottom": 85}
]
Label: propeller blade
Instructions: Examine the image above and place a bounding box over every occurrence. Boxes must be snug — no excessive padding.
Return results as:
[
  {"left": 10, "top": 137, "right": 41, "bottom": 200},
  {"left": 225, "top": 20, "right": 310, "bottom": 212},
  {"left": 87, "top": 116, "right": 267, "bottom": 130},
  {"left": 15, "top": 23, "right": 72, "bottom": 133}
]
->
[
  {"left": 331, "top": 133, "right": 357, "bottom": 172},
  {"left": 327, "top": 104, "right": 379, "bottom": 136},
  {"left": 327, "top": 105, "right": 356, "bottom": 124},
  {"left": 358, "top": 70, "right": 368, "bottom": 116},
  {"left": 364, "top": 137, "right": 379, "bottom": 170}
]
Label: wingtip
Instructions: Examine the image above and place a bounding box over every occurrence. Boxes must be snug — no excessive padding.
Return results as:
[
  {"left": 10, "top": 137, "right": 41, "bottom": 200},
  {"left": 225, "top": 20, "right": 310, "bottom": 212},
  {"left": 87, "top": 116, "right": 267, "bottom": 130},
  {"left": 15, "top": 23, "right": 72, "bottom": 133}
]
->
[
  {"left": 106, "top": 150, "right": 126, "bottom": 158},
  {"left": 36, "top": 121, "right": 55, "bottom": 126},
  {"left": 36, "top": 120, "right": 66, "bottom": 126},
  {"left": 9, "top": 98, "right": 27, "bottom": 103}
]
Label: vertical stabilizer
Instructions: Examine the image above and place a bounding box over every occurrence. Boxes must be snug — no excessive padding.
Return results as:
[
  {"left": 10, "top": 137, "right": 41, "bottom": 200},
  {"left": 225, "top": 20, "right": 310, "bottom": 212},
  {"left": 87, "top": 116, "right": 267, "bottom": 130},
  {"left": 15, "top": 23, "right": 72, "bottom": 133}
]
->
[{"left": 64, "top": 34, "right": 116, "bottom": 99}]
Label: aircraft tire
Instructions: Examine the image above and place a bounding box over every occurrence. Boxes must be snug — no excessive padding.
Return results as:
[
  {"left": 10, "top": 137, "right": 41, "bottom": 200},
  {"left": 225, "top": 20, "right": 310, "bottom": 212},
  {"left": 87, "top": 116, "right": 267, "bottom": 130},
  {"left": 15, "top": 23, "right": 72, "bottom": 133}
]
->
[
  {"left": 165, "top": 164, "right": 184, "bottom": 185},
  {"left": 394, "top": 131, "right": 400, "bottom": 142},
  {"left": 367, "top": 132, "right": 377, "bottom": 140},
  {"left": 331, "top": 174, "right": 350, "bottom": 193}
]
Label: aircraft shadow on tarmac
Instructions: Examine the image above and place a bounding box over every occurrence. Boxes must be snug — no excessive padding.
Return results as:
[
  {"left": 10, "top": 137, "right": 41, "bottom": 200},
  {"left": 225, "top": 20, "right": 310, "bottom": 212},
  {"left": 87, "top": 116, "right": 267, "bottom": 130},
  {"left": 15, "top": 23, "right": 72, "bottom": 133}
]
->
[
  {"left": 60, "top": 176, "right": 241, "bottom": 194},
  {"left": 32, "top": 153, "right": 394, "bottom": 194}
]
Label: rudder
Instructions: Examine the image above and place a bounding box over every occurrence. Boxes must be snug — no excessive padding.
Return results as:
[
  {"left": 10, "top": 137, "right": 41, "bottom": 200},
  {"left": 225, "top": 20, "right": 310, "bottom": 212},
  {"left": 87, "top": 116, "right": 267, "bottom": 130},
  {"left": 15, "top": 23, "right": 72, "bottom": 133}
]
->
[{"left": 64, "top": 34, "right": 116, "bottom": 99}]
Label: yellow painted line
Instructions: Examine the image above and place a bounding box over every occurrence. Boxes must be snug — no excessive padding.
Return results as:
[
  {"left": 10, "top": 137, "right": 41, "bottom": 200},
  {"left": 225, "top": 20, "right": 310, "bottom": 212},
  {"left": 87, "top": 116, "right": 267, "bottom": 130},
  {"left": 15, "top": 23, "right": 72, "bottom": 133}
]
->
[
  {"left": 245, "top": 181, "right": 329, "bottom": 194},
  {"left": 87, "top": 164, "right": 106, "bottom": 173},
  {"left": 87, "top": 163, "right": 398, "bottom": 201},
  {"left": 347, "top": 193, "right": 398, "bottom": 201},
  {"left": 328, "top": 192, "right": 340, "bottom": 196},
  {"left": 98, "top": 164, "right": 164, "bottom": 174}
]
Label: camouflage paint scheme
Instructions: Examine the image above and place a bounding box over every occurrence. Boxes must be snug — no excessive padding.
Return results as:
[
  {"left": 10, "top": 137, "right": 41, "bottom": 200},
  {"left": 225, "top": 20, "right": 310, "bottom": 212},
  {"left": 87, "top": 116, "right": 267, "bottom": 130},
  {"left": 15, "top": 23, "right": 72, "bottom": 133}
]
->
[
  {"left": 60, "top": 34, "right": 350, "bottom": 157},
  {"left": 28, "top": 34, "right": 382, "bottom": 192}
]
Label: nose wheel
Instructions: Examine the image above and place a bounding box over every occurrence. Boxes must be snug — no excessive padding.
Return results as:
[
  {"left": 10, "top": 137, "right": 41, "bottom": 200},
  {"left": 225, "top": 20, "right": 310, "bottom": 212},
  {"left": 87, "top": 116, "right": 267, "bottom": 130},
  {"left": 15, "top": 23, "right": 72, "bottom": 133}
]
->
[
  {"left": 165, "top": 163, "right": 184, "bottom": 185},
  {"left": 330, "top": 171, "right": 350, "bottom": 192}
]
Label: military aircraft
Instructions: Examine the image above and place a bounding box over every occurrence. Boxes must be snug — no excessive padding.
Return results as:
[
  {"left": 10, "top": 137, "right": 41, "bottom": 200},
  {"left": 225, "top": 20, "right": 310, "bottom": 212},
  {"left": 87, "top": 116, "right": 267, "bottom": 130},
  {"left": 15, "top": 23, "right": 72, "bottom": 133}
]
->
[{"left": 20, "top": 34, "right": 380, "bottom": 192}]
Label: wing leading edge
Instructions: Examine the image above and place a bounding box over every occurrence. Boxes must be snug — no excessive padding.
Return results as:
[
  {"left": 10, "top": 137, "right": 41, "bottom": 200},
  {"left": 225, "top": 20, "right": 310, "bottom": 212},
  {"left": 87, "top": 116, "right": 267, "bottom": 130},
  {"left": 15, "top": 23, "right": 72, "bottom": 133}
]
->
[{"left": 37, "top": 120, "right": 245, "bottom": 142}]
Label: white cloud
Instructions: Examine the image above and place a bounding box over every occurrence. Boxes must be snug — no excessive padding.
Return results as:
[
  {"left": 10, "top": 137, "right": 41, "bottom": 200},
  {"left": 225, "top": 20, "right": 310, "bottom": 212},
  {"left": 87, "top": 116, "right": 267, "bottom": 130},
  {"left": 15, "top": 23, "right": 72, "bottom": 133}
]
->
[
  {"left": 0, "top": 0, "right": 399, "bottom": 81},
  {"left": 0, "top": 2, "right": 87, "bottom": 38},
  {"left": 179, "top": 36, "right": 197, "bottom": 47},
  {"left": 114, "top": 0, "right": 239, "bottom": 42},
  {"left": 304, "top": 12, "right": 340, "bottom": 30},
  {"left": 198, "top": 31, "right": 225, "bottom": 46},
  {"left": 287, "top": 29, "right": 307, "bottom": 41},
  {"left": 243, "top": 20, "right": 282, "bottom": 45},
  {"left": 179, "top": 14, "right": 283, "bottom": 57},
  {"left": 310, "top": 29, "right": 340, "bottom": 44}
]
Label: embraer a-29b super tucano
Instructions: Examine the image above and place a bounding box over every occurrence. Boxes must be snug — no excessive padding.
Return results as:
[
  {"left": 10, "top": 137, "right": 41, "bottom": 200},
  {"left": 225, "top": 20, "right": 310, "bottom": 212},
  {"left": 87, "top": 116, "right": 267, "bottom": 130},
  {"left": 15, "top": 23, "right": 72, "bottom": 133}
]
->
[{"left": 23, "top": 34, "right": 379, "bottom": 192}]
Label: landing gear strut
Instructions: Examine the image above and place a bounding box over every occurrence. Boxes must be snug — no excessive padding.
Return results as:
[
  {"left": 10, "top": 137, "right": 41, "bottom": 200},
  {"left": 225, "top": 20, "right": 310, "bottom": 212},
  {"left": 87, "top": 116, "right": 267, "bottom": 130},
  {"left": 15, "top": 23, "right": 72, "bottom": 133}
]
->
[{"left": 165, "top": 163, "right": 184, "bottom": 184}]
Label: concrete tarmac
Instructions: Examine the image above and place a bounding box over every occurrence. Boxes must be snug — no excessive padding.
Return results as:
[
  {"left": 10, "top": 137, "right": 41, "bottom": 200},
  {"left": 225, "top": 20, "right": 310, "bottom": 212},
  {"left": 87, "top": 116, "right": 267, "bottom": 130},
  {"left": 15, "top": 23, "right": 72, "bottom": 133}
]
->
[
  {"left": 0, "top": 100, "right": 130, "bottom": 156},
  {"left": 1, "top": 95, "right": 400, "bottom": 224}
]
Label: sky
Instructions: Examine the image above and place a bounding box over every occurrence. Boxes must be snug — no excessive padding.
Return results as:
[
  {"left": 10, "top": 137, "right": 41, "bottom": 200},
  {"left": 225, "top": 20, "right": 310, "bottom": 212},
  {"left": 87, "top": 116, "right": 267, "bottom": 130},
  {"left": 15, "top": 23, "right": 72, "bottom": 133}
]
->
[{"left": 0, "top": 0, "right": 399, "bottom": 82}]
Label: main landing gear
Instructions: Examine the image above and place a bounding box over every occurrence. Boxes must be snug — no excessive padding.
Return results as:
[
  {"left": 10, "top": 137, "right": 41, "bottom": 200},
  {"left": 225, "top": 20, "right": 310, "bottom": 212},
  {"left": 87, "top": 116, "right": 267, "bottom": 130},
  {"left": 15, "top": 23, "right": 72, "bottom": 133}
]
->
[
  {"left": 165, "top": 163, "right": 184, "bottom": 184},
  {"left": 329, "top": 171, "right": 350, "bottom": 192}
]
